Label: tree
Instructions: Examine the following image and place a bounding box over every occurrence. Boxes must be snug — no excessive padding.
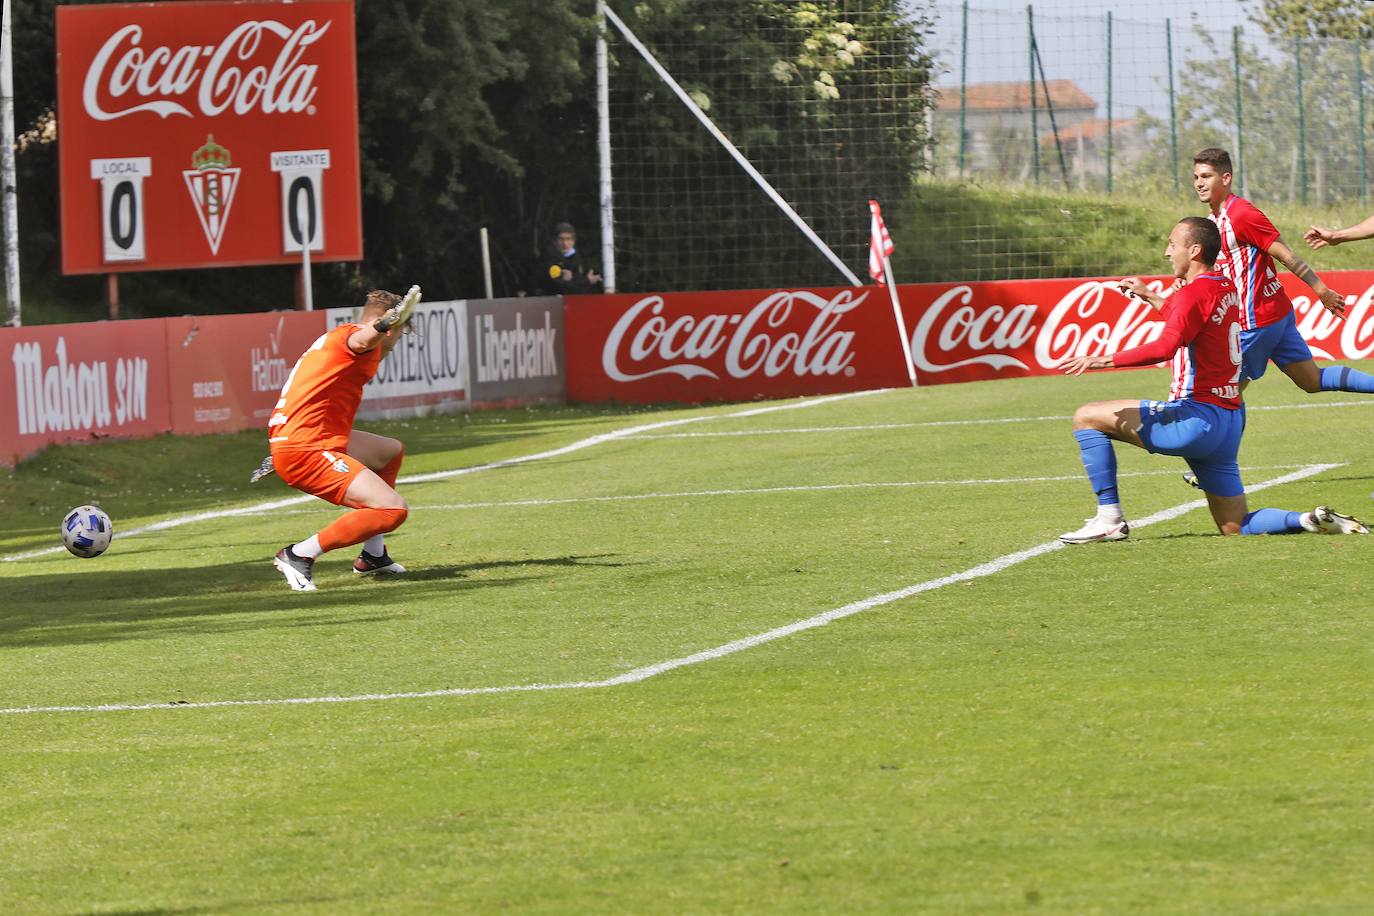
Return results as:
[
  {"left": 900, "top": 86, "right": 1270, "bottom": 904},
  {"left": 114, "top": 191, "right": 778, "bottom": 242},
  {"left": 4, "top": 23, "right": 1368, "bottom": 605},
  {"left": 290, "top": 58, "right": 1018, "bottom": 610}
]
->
[
  {"left": 8, "top": 0, "right": 934, "bottom": 318},
  {"left": 1248, "top": 0, "right": 1374, "bottom": 41},
  {"left": 605, "top": 0, "right": 936, "bottom": 292},
  {"left": 1126, "top": 23, "right": 1371, "bottom": 206}
]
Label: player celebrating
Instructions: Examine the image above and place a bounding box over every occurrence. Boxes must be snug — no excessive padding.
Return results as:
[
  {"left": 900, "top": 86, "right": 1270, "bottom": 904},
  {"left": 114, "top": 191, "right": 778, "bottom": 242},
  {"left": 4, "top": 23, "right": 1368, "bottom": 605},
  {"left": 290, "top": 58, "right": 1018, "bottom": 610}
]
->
[
  {"left": 1059, "top": 217, "right": 1365, "bottom": 543},
  {"left": 268, "top": 287, "right": 421, "bottom": 591},
  {"left": 1122, "top": 148, "right": 1374, "bottom": 399}
]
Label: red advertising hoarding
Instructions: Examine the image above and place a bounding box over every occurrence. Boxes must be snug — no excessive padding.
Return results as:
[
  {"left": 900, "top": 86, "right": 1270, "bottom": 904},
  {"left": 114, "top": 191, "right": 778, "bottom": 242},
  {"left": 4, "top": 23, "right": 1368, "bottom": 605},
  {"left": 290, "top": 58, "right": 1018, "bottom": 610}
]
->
[
  {"left": 164, "top": 310, "right": 327, "bottom": 434},
  {"left": 56, "top": 0, "right": 362, "bottom": 274},
  {"left": 0, "top": 320, "right": 173, "bottom": 465},
  {"left": 565, "top": 287, "right": 914, "bottom": 404},
  {"left": 565, "top": 271, "right": 1374, "bottom": 403},
  {"left": 903, "top": 271, "right": 1374, "bottom": 385}
]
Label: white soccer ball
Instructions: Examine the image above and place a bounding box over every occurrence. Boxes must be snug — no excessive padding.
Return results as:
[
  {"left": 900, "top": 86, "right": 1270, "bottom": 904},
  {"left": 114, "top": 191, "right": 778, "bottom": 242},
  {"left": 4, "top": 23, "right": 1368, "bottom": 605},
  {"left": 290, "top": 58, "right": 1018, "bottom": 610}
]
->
[{"left": 61, "top": 505, "right": 114, "bottom": 559}]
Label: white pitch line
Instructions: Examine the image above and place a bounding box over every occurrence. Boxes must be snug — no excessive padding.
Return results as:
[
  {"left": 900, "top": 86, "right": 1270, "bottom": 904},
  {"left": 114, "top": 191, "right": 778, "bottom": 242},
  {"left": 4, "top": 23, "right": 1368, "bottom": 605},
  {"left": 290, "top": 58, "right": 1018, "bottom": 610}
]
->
[
  {"left": 397, "top": 466, "right": 1312, "bottom": 512},
  {"left": 217, "top": 465, "right": 1313, "bottom": 517},
  {"left": 0, "top": 389, "right": 888, "bottom": 563},
  {"left": 0, "top": 463, "right": 1342, "bottom": 716},
  {"left": 627, "top": 399, "right": 1374, "bottom": 439}
]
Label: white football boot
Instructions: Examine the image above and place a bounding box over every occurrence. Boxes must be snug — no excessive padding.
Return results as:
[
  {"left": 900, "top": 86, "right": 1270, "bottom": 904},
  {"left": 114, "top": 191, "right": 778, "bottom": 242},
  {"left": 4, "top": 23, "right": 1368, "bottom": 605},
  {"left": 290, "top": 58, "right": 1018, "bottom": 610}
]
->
[
  {"left": 1310, "top": 506, "right": 1369, "bottom": 535},
  {"left": 1060, "top": 515, "right": 1130, "bottom": 544}
]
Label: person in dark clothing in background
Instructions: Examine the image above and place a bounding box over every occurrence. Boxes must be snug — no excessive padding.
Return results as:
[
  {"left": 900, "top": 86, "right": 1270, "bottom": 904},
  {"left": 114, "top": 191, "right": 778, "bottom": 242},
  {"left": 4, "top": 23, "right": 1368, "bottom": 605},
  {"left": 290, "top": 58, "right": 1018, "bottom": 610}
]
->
[{"left": 534, "top": 222, "right": 603, "bottom": 294}]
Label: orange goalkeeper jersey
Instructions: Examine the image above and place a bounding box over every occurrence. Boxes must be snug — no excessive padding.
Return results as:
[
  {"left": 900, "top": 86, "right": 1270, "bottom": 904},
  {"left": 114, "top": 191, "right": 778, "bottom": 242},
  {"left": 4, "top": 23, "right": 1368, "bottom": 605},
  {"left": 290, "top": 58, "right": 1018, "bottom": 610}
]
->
[{"left": 268, "top": 324, "right": 382, "bottom": 451}]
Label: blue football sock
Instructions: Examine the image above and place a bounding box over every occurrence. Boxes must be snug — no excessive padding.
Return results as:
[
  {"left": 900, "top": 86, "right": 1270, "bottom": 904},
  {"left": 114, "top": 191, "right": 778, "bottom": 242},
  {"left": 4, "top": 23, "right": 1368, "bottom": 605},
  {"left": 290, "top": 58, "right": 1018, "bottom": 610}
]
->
[
  {"left": 1241, "top": 509, "right": 1305, "bottom": 535},
  {"left": 1319, "top": 366, "right": 1374, "bottom": 394},
  {"left": 1073, "top": 429, "right": 1119, "bottom": 506}
]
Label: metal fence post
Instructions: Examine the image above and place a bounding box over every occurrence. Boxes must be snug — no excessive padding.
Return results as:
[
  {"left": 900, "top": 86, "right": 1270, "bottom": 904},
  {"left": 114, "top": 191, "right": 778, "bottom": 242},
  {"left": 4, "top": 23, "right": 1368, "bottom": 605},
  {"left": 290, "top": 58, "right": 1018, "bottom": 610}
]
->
[
  {"left": 1359, "top": 42, "right": 1368, "bottom": 204},
  {"left": 1029, "top": 5, "right": 1038, "bottom": 184},
  {"left": 1106, "top": 12, "right": 1113, "bottom": 194},
  {"left": 1296, "top": 35, "right": 1307, "bottom": 204},
  {"left": 959, "top": 0, "right": 968, "bottom": 177},
  {"left": 1233, "top": 26, "right": 1245, "bottom": 197},
  {"left": 1167, "top": 18, "right": 1178, "bottom": 193}
]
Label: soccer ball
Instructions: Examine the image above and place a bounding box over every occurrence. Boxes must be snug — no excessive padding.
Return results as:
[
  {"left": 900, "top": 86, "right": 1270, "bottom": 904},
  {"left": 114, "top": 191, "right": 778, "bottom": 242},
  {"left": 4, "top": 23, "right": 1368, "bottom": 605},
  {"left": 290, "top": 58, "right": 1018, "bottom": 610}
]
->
[{"left": 61, "top": 505, "right": 114, "bottom": 558}]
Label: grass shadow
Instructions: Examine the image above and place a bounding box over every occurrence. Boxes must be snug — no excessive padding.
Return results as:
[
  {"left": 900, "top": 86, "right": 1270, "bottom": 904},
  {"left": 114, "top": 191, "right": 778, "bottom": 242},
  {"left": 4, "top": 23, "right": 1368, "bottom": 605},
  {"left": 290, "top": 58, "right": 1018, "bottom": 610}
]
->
[{"left": 0, "top": 554, "right": 629, "bottom": 648}]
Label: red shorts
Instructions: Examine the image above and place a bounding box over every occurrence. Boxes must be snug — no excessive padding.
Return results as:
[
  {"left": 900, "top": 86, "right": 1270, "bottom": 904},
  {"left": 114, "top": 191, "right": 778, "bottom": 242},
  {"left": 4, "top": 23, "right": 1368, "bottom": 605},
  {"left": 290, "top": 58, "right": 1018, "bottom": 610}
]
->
[{"left": 272, "top": 447, "right": 367, "bottom": 505}]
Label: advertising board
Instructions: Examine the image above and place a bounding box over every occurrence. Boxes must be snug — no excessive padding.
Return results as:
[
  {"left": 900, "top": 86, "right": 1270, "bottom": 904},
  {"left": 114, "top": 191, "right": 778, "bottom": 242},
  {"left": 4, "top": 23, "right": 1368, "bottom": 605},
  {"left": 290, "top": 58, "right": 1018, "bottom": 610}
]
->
[
  {"left": 466, "top": 297, "right": 564, "bottom": 407},
  {"left": 565, "top": 272, "right": 1374, "bottom": 402},
  {"left": 0, "top": 320, "right": 172, "bottom": 465},
  {"left": 163, "top": 310, "right": 328, "bottom": 434},
  {"left": 564, "top": 288, "right": 912, "bottom": 404},
  {"left": 56, "top": 0, "right": 362, "bottom": 274}
]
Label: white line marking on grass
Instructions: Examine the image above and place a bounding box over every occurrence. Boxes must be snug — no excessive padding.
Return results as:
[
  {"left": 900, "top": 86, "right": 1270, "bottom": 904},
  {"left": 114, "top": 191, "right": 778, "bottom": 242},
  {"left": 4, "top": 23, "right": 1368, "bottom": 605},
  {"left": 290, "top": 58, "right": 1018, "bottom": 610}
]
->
[
  {"left": 0, "top": 389, "right": 888, "bottom": 563},
  {"left": 0, "top": 463, "right": 1341, "bottom": 716},
  {"left": 393, "top": 465, "right": 1310, "bottom": 512},
  {"left": 628, "top": 399, "right": 1374, "bottom": 439}
]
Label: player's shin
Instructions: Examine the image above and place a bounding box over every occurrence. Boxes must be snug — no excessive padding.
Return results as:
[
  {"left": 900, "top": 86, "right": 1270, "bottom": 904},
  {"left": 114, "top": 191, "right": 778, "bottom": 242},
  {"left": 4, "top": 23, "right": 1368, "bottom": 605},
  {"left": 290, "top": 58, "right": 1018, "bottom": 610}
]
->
[
  {"left": 1319, "top": 366, "right": 1374, "bottom": 394},
  {"left": 1072, "top": 429, "right": 1122, "bottom": 520},
  {"left": 318, "top": 507, "right": 409, "bottom": 553},
  {"left": 380, "top": 448, "right": 404, "bottom": 488},
  {"left": 1240, "top": 509, "right": 1308, "bottom": 535}
]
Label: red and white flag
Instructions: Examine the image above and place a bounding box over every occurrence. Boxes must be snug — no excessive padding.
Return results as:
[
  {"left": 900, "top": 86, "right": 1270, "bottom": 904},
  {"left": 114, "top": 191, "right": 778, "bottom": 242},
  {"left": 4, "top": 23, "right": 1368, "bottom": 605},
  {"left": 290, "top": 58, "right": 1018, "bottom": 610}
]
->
[{"left": 868, "top": 199, "right": 894, "bottom": 285}]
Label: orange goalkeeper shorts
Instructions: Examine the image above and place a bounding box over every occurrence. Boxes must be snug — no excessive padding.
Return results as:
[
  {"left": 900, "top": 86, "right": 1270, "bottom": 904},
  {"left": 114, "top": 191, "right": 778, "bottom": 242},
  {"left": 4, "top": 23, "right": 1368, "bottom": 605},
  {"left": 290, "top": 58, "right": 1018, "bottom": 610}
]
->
[{"left": 271, "top": 447, "right": 367, "bottom": 506}]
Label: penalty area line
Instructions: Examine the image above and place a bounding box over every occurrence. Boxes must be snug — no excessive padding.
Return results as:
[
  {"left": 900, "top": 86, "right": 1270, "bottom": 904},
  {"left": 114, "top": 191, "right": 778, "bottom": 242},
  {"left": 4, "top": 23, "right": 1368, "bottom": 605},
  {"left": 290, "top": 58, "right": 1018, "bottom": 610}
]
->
[{"left": 0, "top": 463, "right": 1341, "bottom": 717}]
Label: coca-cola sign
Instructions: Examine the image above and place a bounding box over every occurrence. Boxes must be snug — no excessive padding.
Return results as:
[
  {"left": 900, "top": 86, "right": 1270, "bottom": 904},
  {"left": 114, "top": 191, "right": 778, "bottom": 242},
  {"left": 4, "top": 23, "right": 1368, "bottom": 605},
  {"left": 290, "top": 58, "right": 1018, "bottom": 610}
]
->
[
  {"left": 57, "top": 1, "right": 361, "bottom": 274},
  {"left": 901, "top": 271, "right": 1374, "bottom": 385},
  {"left": 564, "top": 271, "right": 1374, "bottom": 404},
  {"left": 603, "top": 290, "right": 861, "bottom": 382},
  {"left": 82, "top": 20, "right": 330, "bottom": 121},
  {"left": 566, "top": 288, "right": 911, "bottom": 403}
]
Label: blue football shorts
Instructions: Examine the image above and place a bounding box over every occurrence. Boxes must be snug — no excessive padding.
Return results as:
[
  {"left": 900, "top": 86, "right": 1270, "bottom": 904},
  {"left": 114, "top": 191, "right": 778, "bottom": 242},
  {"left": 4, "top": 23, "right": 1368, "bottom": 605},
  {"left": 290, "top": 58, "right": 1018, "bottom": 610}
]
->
[
  {"left": 1241, "top": 311, "right": 1313, "bottom": 382},
  {"left": 1137, "top": 398, "right": 1245, "bottom": 497}
]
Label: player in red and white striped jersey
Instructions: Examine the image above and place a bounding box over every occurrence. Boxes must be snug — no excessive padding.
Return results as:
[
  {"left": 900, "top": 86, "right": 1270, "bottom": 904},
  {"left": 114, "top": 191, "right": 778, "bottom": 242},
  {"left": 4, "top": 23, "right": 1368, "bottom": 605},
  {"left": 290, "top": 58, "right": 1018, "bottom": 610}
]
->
[
  {"left": 1125, "top": 148, "right": 1374, "bottom": 400},
  {"left": 1058, "top": 217, "right": 1366, "bottom": 543}
]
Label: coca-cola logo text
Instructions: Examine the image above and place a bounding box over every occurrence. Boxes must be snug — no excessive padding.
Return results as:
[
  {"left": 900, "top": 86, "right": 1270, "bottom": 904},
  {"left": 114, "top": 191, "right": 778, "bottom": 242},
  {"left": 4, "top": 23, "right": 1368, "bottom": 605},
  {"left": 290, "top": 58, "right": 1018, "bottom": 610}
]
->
[
  {"left": 603, "top": 291, "right": 862, "bottom": 382},
  {"left": 82, "top": 20, "right": 329, "bottom": 121},
  {"left": 914, "top": 280, "right": 1169, "bottom": 374}
]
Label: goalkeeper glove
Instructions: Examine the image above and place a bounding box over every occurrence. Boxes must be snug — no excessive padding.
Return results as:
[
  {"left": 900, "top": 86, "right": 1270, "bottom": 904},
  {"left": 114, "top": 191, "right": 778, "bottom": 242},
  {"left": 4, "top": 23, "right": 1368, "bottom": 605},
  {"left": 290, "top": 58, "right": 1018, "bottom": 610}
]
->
[{"left": 373, "top": 284, "right": 422, "bottom": 333}]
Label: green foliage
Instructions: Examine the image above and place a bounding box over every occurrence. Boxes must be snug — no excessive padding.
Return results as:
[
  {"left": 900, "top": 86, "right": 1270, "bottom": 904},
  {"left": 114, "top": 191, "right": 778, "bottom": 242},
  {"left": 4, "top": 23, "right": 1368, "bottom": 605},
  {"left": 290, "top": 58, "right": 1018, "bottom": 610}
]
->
[
  {"left": 1123, "top": 23, "right": 1374, "bottom": 207},
  {"left": 609, "top": 0, "right": 935, "bottom": 291},
  {"left": 7, "top": 0, "right": 601, "bottom": 318},
  {"left": 1249, "top": 0, "right": 1374, "bottom": 40},
  {"left": 899, "top": 178, "right": 1374, "bottom": 282},
  {"left": 9, "top": 0, "right": 935, "bottom": 317}
]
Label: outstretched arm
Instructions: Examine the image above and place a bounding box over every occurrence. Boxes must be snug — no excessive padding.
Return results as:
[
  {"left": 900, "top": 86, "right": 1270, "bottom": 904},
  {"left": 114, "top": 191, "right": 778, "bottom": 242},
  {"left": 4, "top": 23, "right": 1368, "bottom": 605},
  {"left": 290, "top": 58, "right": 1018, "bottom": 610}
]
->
[
  {"left": 1059, "top": 326, "right": 1186, "bottom": 376},
  {"left": 1305, "top": 214, "right": 1374, "bottom": 250},
  {"left": 1268, "top": 237, "right": 1346, "bottom": 318}
]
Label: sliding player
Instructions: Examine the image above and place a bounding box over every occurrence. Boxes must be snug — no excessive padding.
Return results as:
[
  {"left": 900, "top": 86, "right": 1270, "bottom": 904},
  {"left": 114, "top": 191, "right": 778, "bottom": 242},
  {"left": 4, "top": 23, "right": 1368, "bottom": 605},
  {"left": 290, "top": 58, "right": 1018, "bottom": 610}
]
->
[
  {"left": 1122, "top": 148, "right": 1374, "bottom": 398},
  {"left": 1059, "top": 217, "right": 1365, "bottom": 543},
  {"left": 268, "top": 287, "right": 421, "bottom": 591}
]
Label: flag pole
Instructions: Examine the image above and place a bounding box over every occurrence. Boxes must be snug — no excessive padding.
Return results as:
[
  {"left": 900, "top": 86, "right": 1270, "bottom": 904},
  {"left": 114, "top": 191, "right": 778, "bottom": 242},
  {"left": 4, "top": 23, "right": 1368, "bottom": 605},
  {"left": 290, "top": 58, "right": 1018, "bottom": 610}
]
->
[{"left": 882, "top": 254, "right": 917, "bottom": 387}]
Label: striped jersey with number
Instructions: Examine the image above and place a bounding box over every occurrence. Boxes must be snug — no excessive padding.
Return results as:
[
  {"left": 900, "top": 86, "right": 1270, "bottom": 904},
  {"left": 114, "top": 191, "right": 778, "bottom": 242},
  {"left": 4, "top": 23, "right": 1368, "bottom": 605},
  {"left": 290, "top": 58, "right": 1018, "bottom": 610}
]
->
[
  {"left": 1164, "top": 274, "right": 1242, "bottom": 408},
  {"left": 1208, "top": 194, "right": 1290, "bottom": 331}
]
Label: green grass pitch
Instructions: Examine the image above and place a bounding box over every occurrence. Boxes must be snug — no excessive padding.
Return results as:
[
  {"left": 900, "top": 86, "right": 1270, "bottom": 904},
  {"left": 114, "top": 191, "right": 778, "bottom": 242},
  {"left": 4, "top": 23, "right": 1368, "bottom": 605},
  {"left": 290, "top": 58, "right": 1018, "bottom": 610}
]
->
[{"left": 2, "top": 367, "right": 1373, "bottom": 913}]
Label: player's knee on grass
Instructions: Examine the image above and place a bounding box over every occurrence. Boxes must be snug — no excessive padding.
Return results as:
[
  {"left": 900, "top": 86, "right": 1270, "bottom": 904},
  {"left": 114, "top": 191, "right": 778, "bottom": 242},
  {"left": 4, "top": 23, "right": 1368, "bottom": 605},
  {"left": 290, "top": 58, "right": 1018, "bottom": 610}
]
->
[{"left": 1206, "top": 492, "right": 1248, "bottom": 536}]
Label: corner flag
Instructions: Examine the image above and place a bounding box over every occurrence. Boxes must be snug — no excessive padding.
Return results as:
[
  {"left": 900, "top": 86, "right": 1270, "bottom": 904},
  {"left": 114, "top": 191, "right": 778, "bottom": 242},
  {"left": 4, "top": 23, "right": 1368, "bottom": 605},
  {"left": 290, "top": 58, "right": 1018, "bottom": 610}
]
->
[
  {"left": 868, "top": 199, "right": 916, "bottom": 386},
  {"left": 869, "top": 200, "right": 895, "bottom": 285}
]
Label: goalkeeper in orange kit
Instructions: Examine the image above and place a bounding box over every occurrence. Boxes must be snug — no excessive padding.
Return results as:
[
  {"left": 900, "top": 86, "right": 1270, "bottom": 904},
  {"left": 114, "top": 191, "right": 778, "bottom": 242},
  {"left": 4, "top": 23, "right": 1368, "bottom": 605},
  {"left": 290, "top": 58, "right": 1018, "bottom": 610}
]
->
[{"left": 266, "top": 286, "right": 420, "bottom": 591}]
